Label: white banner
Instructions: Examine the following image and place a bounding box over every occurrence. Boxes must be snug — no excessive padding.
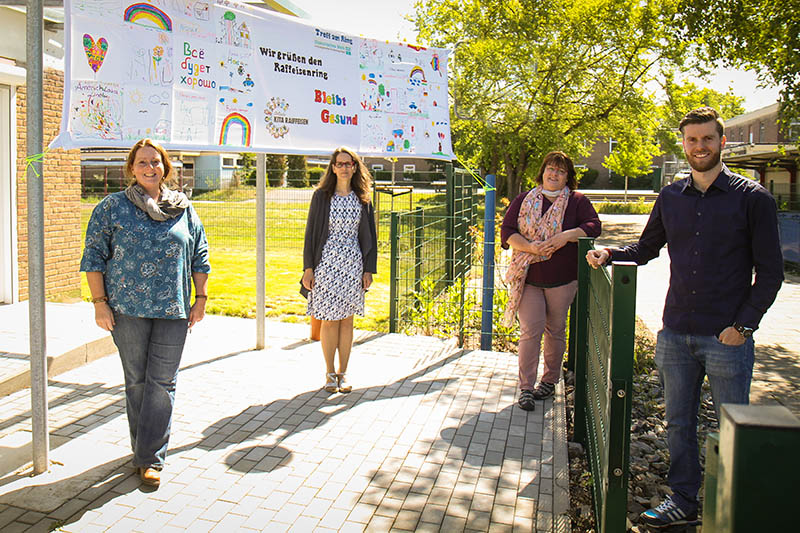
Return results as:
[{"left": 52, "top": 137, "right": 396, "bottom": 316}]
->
[{"left": 51, "top": 0, "right": 453, "bottom": 160}]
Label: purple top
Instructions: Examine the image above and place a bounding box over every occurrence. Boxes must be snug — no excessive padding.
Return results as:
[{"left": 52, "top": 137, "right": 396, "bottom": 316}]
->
[{"left": 501, "top": 190, "right": 601, "bottom": 286}]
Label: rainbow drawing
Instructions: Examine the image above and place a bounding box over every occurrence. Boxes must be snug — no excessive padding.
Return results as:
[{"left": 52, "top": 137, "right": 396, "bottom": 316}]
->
[
  {"left": 219, "top": 112, "right": 251, "bottom": 146},
  {"left": 124, "top": 3, "right": 173, "bottom": 32},
  {"left": 409, "top": 66, "right": 426, "bottom": 83}
]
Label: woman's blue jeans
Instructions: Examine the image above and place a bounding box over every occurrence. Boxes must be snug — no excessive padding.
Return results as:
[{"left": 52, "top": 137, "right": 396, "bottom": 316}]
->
[
  {"left": 111, "top": 314, "right": 188, "bottom": 469},
  {"left": 654, "top": 327, "right": 754, "bottom": 514}
]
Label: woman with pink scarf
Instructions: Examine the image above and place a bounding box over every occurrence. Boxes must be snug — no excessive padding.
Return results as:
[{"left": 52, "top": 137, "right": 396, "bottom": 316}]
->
[{"left": 501, "top": 151, "right": 601, "bottom": 411}]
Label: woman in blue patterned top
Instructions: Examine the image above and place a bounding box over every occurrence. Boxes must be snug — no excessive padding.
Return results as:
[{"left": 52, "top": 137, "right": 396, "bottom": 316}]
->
[{"left": 81, "top": 138, "right": 210, "bottom": 488}]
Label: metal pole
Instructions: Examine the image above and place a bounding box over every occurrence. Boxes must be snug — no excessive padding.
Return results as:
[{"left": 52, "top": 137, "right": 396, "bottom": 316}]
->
[
  {"left": 480, "top": 174, "right": 495, "bottom": 351},
  {"left": 256, "top": 153, "right": 265, "bottom": 349},
  {"left": 27, "top": 0, "right": 49, "bottom": 475}
]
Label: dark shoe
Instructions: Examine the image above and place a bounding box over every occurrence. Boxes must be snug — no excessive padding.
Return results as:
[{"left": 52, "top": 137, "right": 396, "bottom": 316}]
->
[
  {"left": 139, "top": 467, "right": 161, "bottom": 487},
  {"left": 518, "top": 390, "right": 536, "bottom": 411},
  {"left": 640, "top": 496, "right": 699, "bottom": 528},
  {"left": 532, "top": 381, "right": 556, "bottom": 400}
]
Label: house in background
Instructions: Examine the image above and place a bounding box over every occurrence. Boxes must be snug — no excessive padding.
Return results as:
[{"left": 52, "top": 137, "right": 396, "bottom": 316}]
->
[{"left": 720, "top": 103, "right": 798, "bottom": 208}]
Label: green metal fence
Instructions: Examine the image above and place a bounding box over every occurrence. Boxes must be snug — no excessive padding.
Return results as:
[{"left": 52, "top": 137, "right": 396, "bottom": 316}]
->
[
  {"left": 386, "top": 171, "right": 521, "bottom": 351},
  {"left": 388, "top": 168, "right": 481, "bottom": 340},
  {"left": 571, "top": 237, "right": 637, "bottom": 533}
]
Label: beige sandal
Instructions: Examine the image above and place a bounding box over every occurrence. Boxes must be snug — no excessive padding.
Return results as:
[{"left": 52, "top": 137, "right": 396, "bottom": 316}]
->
[
  {"left": 324, "top": 372, "right": 339, "bottom": 393},
  {"left": 337, "top": 373, "right": 352, "bottom": 393}
]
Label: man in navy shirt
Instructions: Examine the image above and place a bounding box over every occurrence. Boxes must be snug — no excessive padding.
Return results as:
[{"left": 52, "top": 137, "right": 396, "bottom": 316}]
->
[{"left": 587, "top": 107, "right": 783, "bottom": 528}]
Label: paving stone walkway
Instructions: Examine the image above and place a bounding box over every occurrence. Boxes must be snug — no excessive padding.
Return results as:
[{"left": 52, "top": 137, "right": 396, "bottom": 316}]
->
[{"left": 0, "top": 315, "right": 569, "bottom": 532}]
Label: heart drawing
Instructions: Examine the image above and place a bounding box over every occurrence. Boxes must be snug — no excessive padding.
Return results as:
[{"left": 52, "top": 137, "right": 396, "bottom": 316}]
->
[{"left": 83, "top": 34, "right": 108, "bottom": 73}]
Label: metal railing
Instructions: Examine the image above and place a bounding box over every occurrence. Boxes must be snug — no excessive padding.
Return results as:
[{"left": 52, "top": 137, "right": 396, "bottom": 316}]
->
[{"left": 570, "top": 237, "right": 637, "bottom": 533}]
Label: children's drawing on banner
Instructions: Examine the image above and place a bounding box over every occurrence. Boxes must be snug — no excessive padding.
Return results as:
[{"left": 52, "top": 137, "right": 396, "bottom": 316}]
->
[
  {"left": 216, "top": 96, "right": 254, "bottom": 147},
  {"left": 72, "top": 21, "right": 126, "bottom": 81},
  {"left": 360, "top": 73, "right": 387, "bottom": 112},
  {"left": 147, "top": 0, "right": 209, "bottom": 20},
  {"left": 216, "top": 9, "right": 251, "bottom": 49},
  {"left": 127, "top": 32, "right": 174, "bottom": 86},
  {"left": 177, "top": 18, "right": 215, "bottom": 41},
  {"left": 83, "top": 33, "right": 109, "bottom": 76},
  {"left": 218, "top": 47, "right": 255, "bottom": 94},
  {"left": 430, "top": 53, "right": 443, "bottom": 77},
  {"left": 360, "top": 112, "right": 387, "bottom": 153},
  {"left": 69, "top": 81, "right": 123, "bottom": 141},
  {"left": 122, "top": 3, "right": 174, "bottom": 33},
  {"left": 172, "top": 89, "right": 213, "bottom": 144},
  {"left": 72, "top": 0, "right": 119, "bottom": 18},
  {"left": 122, "top": 87, "right": 171, "bottom": 141},
  {"left": 358, "top": 40, "right": 384, "bottom": 70}
]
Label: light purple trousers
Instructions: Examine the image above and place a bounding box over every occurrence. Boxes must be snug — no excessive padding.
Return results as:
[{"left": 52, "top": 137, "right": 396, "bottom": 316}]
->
[{"left": 517, "top": 281, "right": 577, "bottom": 390}]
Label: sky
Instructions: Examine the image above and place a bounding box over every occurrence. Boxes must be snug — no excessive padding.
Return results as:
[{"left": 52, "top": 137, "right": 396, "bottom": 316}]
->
[{"left": 290, "top": 0, "right": 780, "bottom": 114}]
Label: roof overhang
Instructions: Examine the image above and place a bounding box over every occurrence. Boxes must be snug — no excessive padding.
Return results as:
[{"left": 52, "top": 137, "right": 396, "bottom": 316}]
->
[{"left": 722, "top": 143, "right": 799, "bottom": 170}]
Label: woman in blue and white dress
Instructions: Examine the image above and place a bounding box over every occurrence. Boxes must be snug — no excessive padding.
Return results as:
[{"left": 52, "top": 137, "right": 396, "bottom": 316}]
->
[{"left": 302, "top": 147, "right": 377, "bottom": 393}]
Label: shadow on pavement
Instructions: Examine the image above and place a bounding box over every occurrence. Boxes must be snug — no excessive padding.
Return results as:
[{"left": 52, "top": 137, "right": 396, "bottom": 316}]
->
[
  {"left": 753, "top": 343, "right": 800, "bottom": 416},
  {"left": 0, "top": 340, "right": 464, "bottom": 528}
]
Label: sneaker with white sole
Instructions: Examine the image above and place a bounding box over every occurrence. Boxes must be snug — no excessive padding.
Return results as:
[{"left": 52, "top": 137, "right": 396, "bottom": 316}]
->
[{"left": 640, "top": 496, "right": 699, "bottom": 528}]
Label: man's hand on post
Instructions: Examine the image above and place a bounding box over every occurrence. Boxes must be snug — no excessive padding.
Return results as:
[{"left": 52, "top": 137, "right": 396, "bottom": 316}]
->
[{"left": 586, "top": 249, "right": 609, "bottom": 269}]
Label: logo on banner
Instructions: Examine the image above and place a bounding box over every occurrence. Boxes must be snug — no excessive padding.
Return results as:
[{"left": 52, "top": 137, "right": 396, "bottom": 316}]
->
[{"left": 264, "top": 97, "right": 309, "bottom": 139}]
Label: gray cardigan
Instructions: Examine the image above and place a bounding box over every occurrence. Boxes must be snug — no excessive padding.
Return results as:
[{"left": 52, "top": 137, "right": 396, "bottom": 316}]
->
[{"left": 303, "top": 188, "right": 378, "bottom": 273}]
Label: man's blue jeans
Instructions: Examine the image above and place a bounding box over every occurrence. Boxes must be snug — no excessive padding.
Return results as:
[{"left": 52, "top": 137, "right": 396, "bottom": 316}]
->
[
  {"left": 655, "top": 327, "right": 754, "bottom": 514},
  {"left": 111, "top": 314, "right": 188, "bottom": 469}
]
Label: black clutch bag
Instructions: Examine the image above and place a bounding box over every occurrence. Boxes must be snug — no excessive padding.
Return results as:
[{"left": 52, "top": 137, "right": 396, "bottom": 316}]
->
[{"left": 299, "top": 278, "right": 309, "bottom": 299}]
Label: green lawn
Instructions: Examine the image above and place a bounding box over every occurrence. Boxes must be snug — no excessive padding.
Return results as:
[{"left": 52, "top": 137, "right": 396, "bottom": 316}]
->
[{"left": 79, "top": 190, "right": 434, "bottom": 332}]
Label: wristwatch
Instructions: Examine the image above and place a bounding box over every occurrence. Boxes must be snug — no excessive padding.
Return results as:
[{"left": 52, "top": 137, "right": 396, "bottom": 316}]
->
[{"left": 732, "top": 323, "right": 754, "bottom": 338}]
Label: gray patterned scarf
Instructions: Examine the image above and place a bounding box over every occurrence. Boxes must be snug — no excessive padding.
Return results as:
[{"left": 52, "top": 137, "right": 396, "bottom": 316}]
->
[{"left": 125, "top": 184, "right": 190, "bottom": 221}]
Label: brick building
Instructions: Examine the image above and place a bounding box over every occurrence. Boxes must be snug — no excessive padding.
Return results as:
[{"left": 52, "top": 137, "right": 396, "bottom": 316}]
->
[
  {"left": 721, "top": 103, "right": 798, "bottom": 208},
  {"left": 1, "top": 5, "right": 81, "bottom": 304}
]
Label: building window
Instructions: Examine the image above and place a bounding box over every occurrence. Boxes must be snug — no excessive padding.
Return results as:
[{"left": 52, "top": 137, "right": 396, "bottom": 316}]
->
[
  {"left": 403, "top": 164, "right": 416, "bottom": 172},
  {"left": 609, "top": 138, "right": 618, "bottom": 153},
  {"left": 739, "top": 128, "right": 744, "bottom": 142},
  {"left": 788, "top": 122, "right": 800, "bottom": 141},
  {"left": 222, "top": 157, "right": 235, "bottom": 167},
  {"left": 371, "top": 164, "right": 384, "bottom": 171},
  {"left": 759, "top": 122, "right": 765, "bottom": 143}
]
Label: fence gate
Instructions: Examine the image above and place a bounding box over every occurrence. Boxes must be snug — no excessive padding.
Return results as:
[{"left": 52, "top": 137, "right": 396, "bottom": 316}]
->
[{"left": 572, "top": 237, "right": 637, "bottom": 533}]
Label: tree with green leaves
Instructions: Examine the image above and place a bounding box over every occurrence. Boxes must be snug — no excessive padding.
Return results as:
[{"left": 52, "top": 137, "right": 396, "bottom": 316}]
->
[
  {"left": 287, "top": 155, "right": 308, "bottom": 187},
  {"left": 265, "top": 154, "right": 286, "bottom": 187},
  {"left": 656, "top": 74, "right": 746, "bottom": 158},
  {"left": 677, "top": 0, "right": 799, "bottom": 127},
  {"left": 413, "top": 0, "right": 688, "bottom": 197}
]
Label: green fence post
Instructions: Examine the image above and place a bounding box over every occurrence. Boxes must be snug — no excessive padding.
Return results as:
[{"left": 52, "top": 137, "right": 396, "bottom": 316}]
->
[
  {"left": 446, "top": 164, "right": 454, "bottom": 283},
  {"left": 601, "top": 261, "right": 637, "bottom": 533},
  {"left": 715, "top": 405, "right": 800, "bottom": 533},
  {"left": 573, "top": 237, "right": 593, "bottom": 445},
  {"left": 414, "top": 210, "right": 423, "bottom": 297},
  {"left": 704, "top": 432, "right": 721, "bottom": 533},
  {"left": 389, "top": 212, "right": 399, "bottom": 333}
]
